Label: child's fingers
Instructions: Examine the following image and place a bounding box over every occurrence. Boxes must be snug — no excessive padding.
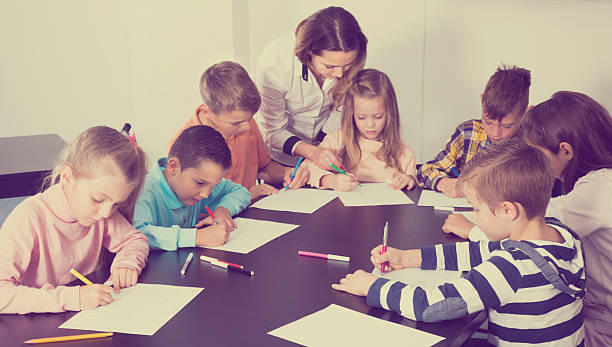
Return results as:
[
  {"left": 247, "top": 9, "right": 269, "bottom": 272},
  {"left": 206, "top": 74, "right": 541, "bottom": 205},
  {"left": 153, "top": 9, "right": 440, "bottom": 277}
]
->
[
  {"left": 195, "top": 217, "right": 212, "bottom": 228},
  {"left": 371, "top": 245, "right": 384, "bottom": 256}
]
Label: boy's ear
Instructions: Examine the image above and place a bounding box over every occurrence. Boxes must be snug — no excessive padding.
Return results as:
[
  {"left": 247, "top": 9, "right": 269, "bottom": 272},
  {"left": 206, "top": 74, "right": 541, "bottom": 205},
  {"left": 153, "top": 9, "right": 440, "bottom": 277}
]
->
[
  {"left": 59, "top": 165, "right": 76, "bottom": 189},
  {"left": 498, "top": 201, "right": 519, "bottom": 221},
  {"left": 559, "top": 142, "right": 574, "bottom": 161},
  {"left": 166, "top": 157, "right": 181, "bottom": 175}
]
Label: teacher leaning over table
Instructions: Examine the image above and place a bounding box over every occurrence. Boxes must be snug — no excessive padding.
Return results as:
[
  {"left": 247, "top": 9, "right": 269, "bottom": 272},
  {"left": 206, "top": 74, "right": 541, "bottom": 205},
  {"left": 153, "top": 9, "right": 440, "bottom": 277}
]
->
[{"left": 254, "top": 6, "right": 368, "bottom": 169}]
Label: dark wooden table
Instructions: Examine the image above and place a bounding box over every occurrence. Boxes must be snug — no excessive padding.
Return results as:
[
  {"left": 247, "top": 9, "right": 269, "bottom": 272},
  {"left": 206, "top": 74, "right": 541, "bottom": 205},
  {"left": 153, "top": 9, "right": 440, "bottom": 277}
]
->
[
  {"left": 0, "top": 188, "right": 485, "bottom": 347},
  {"left": 0, "top": 134, "right": 66, "bottom": 198}
]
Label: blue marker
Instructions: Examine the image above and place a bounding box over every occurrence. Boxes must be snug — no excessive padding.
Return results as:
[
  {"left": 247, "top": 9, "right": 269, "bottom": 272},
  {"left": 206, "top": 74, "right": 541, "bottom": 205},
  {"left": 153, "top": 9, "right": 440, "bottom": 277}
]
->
[
  {"left": 450, "top": 167, "right": 460, "bottom": 178},
  {"left": 285, "top": 157, "right": 304, "bottom": 190}
]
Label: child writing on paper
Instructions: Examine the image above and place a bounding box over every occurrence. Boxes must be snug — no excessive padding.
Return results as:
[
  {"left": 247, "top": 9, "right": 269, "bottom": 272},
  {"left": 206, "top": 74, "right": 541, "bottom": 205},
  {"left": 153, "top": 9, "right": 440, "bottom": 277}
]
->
[
  {"left": 0, "top": 126, "right": 150, "bottom": 314},
  {"left": 135, "top": 125, "right": 251, "bottom": 251},
  {"left": 447, "top": 91, "right": 612, "bottom": 345},
  {"left": 303, "top": 69, "right": 416, "bottom": 192},
  {"left": 333, "top": 139, "right": 585, "bottom": 346},
  {"left": 167, "top": 61, "right": 308, "bottom": 201},
  {"left": 418, "top": 65, "right": 531, "bottom": 198}
]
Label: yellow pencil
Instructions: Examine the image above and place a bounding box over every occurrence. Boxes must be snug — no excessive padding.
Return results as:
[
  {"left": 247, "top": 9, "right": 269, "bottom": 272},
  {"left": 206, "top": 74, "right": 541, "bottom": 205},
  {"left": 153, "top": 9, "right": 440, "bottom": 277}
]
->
[
  {"left": 69, "top": 268, "right": 93, "bottom": 285},
  {"left": 24, "top": 332, "right": 113, "bottom": 344}
]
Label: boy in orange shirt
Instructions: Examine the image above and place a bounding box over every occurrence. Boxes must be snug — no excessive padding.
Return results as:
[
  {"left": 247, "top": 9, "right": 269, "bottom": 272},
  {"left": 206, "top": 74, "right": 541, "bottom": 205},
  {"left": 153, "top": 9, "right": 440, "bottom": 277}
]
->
[{"left": 168, "top": 61, "right": 308, "bottom": 200}]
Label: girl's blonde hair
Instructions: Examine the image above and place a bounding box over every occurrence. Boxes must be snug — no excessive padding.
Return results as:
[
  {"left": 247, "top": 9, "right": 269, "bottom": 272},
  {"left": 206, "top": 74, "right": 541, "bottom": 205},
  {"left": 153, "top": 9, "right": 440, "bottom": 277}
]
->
[
  {"left": 42, "top": 126, "right": 148, "bottom": 222},
  {"left": 294, "top": 6, "right": 367, "bottom": 109},
  {"left": 339, "top": 69, "right": 402, "bottom": 172}
]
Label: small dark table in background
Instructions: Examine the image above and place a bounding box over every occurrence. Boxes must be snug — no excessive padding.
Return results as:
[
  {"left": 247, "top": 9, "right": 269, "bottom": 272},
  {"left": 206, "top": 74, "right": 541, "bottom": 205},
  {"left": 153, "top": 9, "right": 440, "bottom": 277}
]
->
[{"left": 0, "top": 134, "right": 66, "bottom": 198}]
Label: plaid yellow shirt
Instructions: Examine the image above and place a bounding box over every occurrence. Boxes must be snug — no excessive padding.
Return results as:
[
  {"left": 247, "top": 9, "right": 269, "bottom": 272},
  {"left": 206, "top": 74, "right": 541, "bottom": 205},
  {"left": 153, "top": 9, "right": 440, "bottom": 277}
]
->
[{"left": 417, "top": 119, "right": 491, "bottom": 190}]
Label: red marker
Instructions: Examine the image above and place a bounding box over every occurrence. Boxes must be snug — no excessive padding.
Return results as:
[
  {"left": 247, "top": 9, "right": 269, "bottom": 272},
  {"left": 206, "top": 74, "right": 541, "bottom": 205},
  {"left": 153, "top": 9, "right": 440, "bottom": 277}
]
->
[
  {"left": 381, "top": 221, "right": 389, "bottom": 273},
  {"left": 205, "top": 205, "right": 217, "bottom": 224},
  {"left": 298, "top": 251, "right": 350, "bottom": 262},
  {"left": 199, "top": 255, "right": 243, "bottom": 269}
]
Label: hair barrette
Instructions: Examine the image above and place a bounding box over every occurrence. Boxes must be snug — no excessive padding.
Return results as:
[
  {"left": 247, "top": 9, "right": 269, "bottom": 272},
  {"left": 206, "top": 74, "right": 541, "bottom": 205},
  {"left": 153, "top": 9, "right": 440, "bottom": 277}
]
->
[{"left": 121, "top": 123, "right": 138, "bottom": 151}]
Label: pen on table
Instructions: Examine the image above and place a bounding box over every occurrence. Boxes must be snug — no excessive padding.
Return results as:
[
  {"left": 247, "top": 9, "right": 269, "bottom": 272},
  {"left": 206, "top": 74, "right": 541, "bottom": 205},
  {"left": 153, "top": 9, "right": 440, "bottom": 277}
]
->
[
  {"left": 330, "top": 163, "right": 361, "bottom": 186},
  {"left": 450, "top": 167, "right": 460, "bottom": 178},
  {"left": 285, "top": 157, "right": 304, "bottom": 190},
  {"left": 298, "top": 251, "right": 350, "bottom": 262},
  {"left": 24, "top": 332, "right": 113, "bottom": 344},
  {"left": 209, "top": 259, "right": 254, "bottom": 276},
  {"left": 180, "top": 252, "right": 194, "bottom": 276},
  {"left": 205, "top": 205, "right": 218, "bottom": 225},
  {"left": 381, "top": 221, "right": 389, "bottom": 273},
  {"left": 70, "top": 268, "right": 93, "bottom": 285},
  {"left": 200, "top": 255, "right": 244, "bottom": 269}
]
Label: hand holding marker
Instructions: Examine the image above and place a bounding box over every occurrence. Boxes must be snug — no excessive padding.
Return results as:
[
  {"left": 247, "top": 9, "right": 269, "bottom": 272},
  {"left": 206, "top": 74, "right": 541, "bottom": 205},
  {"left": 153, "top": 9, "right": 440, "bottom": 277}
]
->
[
  {"left": 330, "top": 163, "right": 361, "bottom": 186},
  {"left": 286, "top": 157, "right": 304, "bottom": 190}
]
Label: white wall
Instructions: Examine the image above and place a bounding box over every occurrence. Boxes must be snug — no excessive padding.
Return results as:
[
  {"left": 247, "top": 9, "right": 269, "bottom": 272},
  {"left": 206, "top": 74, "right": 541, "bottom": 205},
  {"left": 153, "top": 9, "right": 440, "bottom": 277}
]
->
[
  {"left": 2, "top": 1, "right": 611, "bottom": 164},
  {"left": 244, "top": 0, "right": 612, "bottom": 162},
  {"left": 0, "top": 0, "right": 234, "bottom": 162},
  {"left": 422, "top": 0, "right": 612, "bottom": 160}
]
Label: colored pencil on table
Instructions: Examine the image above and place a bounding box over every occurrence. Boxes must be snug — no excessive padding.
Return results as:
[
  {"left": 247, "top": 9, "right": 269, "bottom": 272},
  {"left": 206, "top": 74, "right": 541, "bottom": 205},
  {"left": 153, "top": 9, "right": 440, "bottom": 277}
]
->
[{"left": 24, "top": 332, "right": 113, "bottom": 344}]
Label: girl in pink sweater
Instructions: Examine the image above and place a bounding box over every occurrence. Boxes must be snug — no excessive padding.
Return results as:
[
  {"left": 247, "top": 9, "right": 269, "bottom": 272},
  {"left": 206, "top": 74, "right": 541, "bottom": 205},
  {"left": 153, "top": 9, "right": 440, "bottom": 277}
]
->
[
  {"left": 304, "top": 69, "right": 417, "bottom": 191},
  {"left": 0, "top": 125, "right": 149, "bottom": 314}
]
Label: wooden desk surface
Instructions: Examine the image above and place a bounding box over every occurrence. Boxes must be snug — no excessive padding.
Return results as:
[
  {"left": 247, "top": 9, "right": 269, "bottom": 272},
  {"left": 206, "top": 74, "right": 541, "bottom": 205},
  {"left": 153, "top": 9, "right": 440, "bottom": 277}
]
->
[
  {"left": 0, "top": 189, "right": 484, "bottom": 347},
  {"left": 0, "top": 134, "right": 66, "bottom": 197}
]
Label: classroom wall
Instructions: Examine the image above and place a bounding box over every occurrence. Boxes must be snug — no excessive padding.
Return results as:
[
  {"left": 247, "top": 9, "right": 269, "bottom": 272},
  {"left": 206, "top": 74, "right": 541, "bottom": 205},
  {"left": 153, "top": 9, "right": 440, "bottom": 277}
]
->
[
  {"left": 2, "top": 1, "right": 611, "bottom": 164},
  {"left": 422, "top": 0, "right": 612, "bottom": 161},
  {"left": 242, "top": 0, "right": 612, "bottom": 162},
  {"left": 0, "top": 0, "right": 234, "bottom": 162}
]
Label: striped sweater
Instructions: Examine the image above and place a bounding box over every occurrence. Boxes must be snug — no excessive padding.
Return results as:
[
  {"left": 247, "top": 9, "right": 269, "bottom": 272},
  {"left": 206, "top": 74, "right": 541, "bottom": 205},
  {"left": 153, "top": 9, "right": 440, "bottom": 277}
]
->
[{"left": 367, "top": 219, "right": 585, "bottom": 346}]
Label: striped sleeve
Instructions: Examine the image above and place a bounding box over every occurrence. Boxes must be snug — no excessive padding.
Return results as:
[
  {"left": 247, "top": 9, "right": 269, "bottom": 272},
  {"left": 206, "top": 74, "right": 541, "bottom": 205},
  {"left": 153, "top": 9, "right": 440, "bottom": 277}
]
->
[
  {"left": 420, "top": 241, "right": 502, "bottom": 271},
  {"left": 417, "top": 124, "right": 465, "bottom": 190},
  {"left": 366, "top": 253, "right": 522, "bottom": 323}
]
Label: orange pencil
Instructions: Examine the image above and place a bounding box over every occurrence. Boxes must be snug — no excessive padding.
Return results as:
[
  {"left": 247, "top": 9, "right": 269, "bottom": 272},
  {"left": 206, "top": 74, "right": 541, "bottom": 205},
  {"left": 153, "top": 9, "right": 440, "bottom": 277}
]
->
[{"left": 24, "top": 332, "right": 113, "bottom": 344}]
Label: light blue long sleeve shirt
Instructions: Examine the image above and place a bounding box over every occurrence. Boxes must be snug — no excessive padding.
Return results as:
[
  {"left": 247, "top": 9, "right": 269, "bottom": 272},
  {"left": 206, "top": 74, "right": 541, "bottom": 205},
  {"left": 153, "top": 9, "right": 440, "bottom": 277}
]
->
[{"left": 134, "top": 158, "right": 251, "bottom": 251}]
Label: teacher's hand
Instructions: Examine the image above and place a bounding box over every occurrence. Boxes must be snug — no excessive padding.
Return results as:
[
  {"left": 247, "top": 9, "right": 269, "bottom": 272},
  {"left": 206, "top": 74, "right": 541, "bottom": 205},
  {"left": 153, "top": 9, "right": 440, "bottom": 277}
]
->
[{"left": 311, "top": 147, "right": 342, "bottom": 171}]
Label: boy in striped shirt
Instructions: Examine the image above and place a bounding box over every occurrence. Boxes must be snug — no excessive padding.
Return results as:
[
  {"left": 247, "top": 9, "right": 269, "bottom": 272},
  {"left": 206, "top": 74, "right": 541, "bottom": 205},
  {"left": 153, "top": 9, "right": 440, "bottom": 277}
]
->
[{"left": 333, "top": 139, "right": 585, "bottom": 346}]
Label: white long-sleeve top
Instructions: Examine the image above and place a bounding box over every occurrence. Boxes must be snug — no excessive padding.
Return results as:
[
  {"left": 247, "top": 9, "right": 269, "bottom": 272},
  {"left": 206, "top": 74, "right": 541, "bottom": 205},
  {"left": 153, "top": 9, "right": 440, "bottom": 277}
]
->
[
  {"left": 546, "top": 168, "right": 612, "bottom": 346},
  {"left": 254, "top": 33, "right": 342, "bottom": 166}
]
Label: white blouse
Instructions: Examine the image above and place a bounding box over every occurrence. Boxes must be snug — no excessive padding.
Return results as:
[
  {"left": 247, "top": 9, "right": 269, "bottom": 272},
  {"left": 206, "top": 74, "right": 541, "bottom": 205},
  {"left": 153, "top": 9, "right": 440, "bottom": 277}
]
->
[{"left": 254, "top": 33, "right": 342, "bottom": 166}]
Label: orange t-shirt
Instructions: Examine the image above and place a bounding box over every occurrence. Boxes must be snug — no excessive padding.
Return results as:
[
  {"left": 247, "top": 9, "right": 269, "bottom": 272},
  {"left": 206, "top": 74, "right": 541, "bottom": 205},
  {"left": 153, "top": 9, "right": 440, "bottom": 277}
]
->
[{"left": 167, "top": 106, "right": 271, "bottom": 189}]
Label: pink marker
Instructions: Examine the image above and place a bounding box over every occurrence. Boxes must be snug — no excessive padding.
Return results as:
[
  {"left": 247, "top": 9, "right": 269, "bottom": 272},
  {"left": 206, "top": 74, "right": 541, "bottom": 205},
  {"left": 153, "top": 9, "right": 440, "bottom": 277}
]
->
[
  {"left": 298, "top": 251, "right": 350, "bottom": 262},
  {"left": 381, "top": 221, "right": 389, "bottom": 273}
]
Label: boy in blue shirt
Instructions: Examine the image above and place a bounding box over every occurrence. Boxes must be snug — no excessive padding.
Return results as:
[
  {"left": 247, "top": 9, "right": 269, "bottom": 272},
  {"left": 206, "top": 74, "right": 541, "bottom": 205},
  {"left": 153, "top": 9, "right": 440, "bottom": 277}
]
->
[
  {"left": 135, "top": 125, "right": 251, "bottom": 251},
  {"left": 333, "top": 139, "right": 585, "bottom": 346}
]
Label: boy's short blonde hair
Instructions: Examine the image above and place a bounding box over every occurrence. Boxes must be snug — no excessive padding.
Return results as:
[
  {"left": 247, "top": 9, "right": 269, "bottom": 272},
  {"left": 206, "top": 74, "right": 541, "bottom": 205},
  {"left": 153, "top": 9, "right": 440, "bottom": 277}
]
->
[
  {"left": 199, "top": 61, "right": 261, "bottom": 115},
  {"left": 457, "top": 138, "right": 554, "bottom": 220}
]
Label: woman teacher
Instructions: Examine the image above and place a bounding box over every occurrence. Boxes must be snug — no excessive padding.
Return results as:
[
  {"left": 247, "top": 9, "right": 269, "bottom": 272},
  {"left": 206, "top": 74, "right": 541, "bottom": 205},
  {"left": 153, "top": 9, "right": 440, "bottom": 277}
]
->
[{"left": 255, "top": 6, "right": 368, "bottom": 169}]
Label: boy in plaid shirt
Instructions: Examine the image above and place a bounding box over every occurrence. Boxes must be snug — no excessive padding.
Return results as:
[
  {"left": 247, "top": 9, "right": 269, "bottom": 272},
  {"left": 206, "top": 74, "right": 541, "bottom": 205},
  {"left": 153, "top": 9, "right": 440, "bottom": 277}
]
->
[{"left": 417, "top": 65, "right": 531, "bottom": 198}]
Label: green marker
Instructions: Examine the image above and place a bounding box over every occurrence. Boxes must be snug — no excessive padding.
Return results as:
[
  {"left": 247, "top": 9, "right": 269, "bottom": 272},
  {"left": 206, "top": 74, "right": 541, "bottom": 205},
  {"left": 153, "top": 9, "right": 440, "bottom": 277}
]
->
[{"left": 330, "top": 164, "right": 361, "bottom": 186}]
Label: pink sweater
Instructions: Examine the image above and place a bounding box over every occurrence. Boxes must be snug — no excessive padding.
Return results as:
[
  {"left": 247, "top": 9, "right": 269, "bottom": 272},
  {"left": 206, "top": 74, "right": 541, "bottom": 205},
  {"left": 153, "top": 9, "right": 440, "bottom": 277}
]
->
[
  {"left": 305, "top": 130, "right": 417, "bottom": 188},
  {"left": 0, "top": 184, "right": 149, "bottom": 314}
]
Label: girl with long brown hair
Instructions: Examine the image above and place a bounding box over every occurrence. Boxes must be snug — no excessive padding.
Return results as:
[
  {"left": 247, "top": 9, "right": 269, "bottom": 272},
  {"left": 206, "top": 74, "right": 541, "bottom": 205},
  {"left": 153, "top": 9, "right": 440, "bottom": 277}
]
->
[
  {"left": 304, "top": 69, "right": 416, "bottom": 191},
  {"left": 522, "top": 91, "right": 612, "bottom": 346}
]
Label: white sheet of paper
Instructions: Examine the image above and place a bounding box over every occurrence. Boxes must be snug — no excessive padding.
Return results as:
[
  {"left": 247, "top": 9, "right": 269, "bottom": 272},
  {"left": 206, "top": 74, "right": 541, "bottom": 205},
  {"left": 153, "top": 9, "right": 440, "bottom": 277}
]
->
[
  {"left": 417, "top": 189, "right": 471, "bottom": 208},
  {"left": 60, "top": 284, "right": 202, "bottom": 336},
  {"left": 372, "top": 267, "right": 463, "bottom": 288},
  {"left": 268, "top": 304, "right": 444, "bottom": 347},
  {"left": 200, "top": 218, "right": 299, "bottom": 253},
  {"left": 337, "top": 183, "right": 414, "bottom": 207},
  {"left": 250, "top": 188, "right": 338, "bottom": 213}
]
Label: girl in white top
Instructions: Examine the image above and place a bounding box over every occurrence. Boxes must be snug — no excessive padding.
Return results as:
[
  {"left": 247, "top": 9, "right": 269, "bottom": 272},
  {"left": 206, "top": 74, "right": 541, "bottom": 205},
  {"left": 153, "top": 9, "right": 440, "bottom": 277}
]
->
[
  {"left": 254, "top": 6, "right": 367, "bottom": 168},
  {"left": 522, "top": 91, "right": 612, "bottom": 347},
  {"left": 303, "top": 69, "right": 417, "bottom": 191},
  {"left": 444, "top": 91, "right": 612, "bottom": 346}
]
